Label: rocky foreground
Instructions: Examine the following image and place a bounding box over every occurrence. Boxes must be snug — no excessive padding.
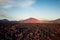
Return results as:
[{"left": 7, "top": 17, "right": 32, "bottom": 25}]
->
[{"left": 0, "top": 23, "right": 60, "bottom": 40}]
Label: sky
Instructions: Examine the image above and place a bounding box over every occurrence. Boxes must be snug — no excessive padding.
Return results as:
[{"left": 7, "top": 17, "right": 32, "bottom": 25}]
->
[{"left": 0, "top": 0, "right": 60, "bottom": 20}]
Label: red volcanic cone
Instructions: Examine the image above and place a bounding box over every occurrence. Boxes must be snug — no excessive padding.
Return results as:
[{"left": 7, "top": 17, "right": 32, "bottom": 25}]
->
[{"left": 20, "top": 18, "right": 46, "bottom": 23}]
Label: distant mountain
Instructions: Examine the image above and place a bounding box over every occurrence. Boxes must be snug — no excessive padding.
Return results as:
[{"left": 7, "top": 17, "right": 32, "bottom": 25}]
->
[
  {"left": 0, "top": 18, "right": 60, "bottom": 23},
  {"left": 54, "top": 19, "right": 60, "bottom": 22},
  {"left": 50, "top": 18, "right": 60, "bottom": 23},
  {"left": 19, "top": 18, "right": 48, "bottom": 23},
  {"left": 0, "top": 19, "right": 9, "bottom": 23},
  {"left": 0, "top": 19, "right": 18, "bottom": 24}
]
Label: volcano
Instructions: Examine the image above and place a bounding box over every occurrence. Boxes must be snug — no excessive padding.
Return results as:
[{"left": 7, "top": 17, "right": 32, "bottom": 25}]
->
[{"left": 20, "top": 18, "right": 47, "bottom": 23}]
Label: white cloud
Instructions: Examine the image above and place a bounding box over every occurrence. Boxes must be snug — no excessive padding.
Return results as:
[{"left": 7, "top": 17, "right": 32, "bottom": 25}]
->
[
  {"left": 0, "top": 0, "right": 36, "bottom": 8},
  {"left": 19, "top": 0, "right": 35, "bottom": 8},
  {"left": 0, "top": 0, "right": 7, "bottom": 2},
  {"left": 3, "top": 5, "right": 12, "bottom": 8}
]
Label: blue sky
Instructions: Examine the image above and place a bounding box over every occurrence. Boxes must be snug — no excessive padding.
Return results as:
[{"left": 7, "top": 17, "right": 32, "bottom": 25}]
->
[{"left": 0, "top": 0, "right": 60, "bottom": 20}]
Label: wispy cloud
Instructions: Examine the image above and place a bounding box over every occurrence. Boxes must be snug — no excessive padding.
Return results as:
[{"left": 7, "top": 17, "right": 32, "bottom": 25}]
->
[
  {"left": 0, "top": 12, "right": 8, "bottom": 19},
  {"left": 19, "top": 0, "right": 35, "bottom": 8},
  {"left": 0, "top": 0, "right": 36, "bottom": 19},
  {"left": 0, "top": 13, "right": 6, "bottom": 17},
  {"left": 0, "top": 0, "right": 7, "bottom": 2},
  {"left": 0, "top": 12, "right": 13, "bottom": 19},
  {"left": 0, "top": 0, "right": 36, "bottom": 8}
]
